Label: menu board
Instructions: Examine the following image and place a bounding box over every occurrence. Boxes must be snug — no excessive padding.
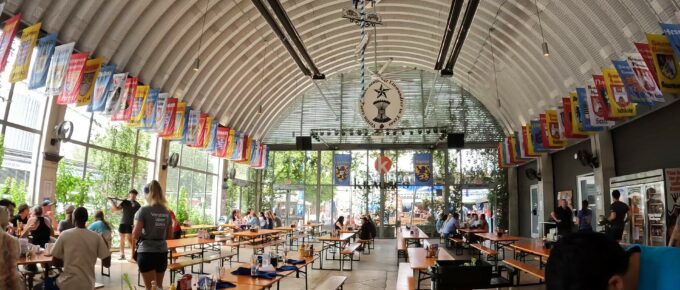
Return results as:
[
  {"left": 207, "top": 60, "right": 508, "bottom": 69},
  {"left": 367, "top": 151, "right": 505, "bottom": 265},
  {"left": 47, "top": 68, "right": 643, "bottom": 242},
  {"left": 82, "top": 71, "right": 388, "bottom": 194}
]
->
[{"left": 645, "top": 182, "right": 665, "bottom": 246}]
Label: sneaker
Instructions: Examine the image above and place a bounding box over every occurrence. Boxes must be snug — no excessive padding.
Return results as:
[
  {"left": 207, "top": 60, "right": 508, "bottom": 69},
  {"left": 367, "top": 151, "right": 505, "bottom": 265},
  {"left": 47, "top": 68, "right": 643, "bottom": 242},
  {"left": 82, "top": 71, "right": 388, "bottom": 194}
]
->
[{"left": 118, "top": 255, "right": 126, "bottom": 260}]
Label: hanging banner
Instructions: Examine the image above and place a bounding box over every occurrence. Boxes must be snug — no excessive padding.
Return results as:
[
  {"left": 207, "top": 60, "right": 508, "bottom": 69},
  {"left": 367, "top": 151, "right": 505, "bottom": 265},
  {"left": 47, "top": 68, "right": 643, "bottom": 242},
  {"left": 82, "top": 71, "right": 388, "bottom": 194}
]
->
[
  {"left": 634, "top": 43, "right": 660, "bottom": 87},
  {"left": 333, "top": 154, "right": 352, "bottom": 186},
  {"left": 167, "top": 102, "right": 187, "bottom": 140},
  {"left": 57, "top": 52, "right": 88, "bottom": 105},
  {"left": 612, "top": 59, "right": 649, "bottom": 104},
  {"left": 212, "top": 126, "right": 230, "bottom": 158},
  {"left": 239, "top": 136, "right": 254, "bottom": 163},
  {"left": 76, "top": 58, "right": 103, "bottom": 106},
  {"left": 586, "top": 80, "right": 616, "bottom": 127},
  {"left": 256, "top": 145, "right": 269, "bottom": 170},
  {"left": 0, "top": 14, "right": 21, "bottom": 73},
  {"left": 141, "top": 89, "right": 159, "bottom": 129},
  {"left": 88, "top": 64, "right": 115, "bottom": 112},
  {"left": 592, "top": 75, "right": 620, "bottom": 121},
  {"left": 128, "top": 85, "right": 149, "bottom": 127},
  {"left": 193, "top": 114, "right": 208, "bottom": 148},
  {"left": 497, "top": 143, "right": 506, "bottom": 168},
  {"left": 112, "top": 77, "right": 139, "bottom": 121},
  {"left": 545, "top": 109, "right": 566, "bottom": 147},
  {"left": 231, "top": 132, "right": 245, "bottom": 160},
  {"left": 185, "top": 109, "right": 201, "bottom": 145},
  {"left": 568, "top": 92, "right": 590, "bottom": 135},
  {"left": 203, "top": 119, "right": 218, "bottom": 152},
  {"left": 556, "top": 107, "right": 567, "bottom": 140},
  {"left": 522, "top": 125, "right": 540, "bottom": 157},
  {"left": 28, "top": 33, "right": 58, "bottom": 90},
  {"left": 153, "top": 93, "right": 170, "bottom": 133},
  {"left": 646, "top": 32, "right": 680, "bottom": 94},
  {"left": 250, "top": 141, "right": 262, "bottom": 168},
  {"left": 159, "top": 97, "right": 178, "bottom": 137},
  {"left": 530, "top": 120, "right": 550, "bottom": 152},
  {"left": 561, "top": 97, "right": 587, "bottom": 139},
  {"left": 575, "top": 87, "right": 603, "bottom": 132},
  {"left": 625, "top": 52, "right": 664, "bottom": 103},
  {"left": 413, "top": 153, "right": 433, "bottom": 186},
  {"left": 45, "top": 43, "right": 75, "bottom": 96},
  {"left": 225, "top": 129, "right": 237, "bottom": 158},
  {"left": 9, "top": 22, "right": 41, "bottom": 83},
  {"left": 515, "top": 131, "right": 527, "bottom": 159},
  {"left": 509, "top": 135, "right": 524, "bottom": 163},
  {"left": 505, "top": 137, "right": 517, "bottom": 164},
  {"left": 103, "top": 73, "right": 128, "bottom": 115},
  {"left": 602, "top": 68, "right": 636, "bottom": 118}
]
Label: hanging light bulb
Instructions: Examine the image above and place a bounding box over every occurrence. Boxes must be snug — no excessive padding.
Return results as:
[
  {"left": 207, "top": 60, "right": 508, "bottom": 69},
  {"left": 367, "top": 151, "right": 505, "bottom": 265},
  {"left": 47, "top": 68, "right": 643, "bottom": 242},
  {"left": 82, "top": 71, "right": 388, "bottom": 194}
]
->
[
  {"left": 535, "top": 0, "right": 549, "bottom": 57},
  {"left": 193, "top": 58, "right": 200, "bottom": 71},
  {"left": 542, "top": 41, "right": 550, "bottom": 56}
]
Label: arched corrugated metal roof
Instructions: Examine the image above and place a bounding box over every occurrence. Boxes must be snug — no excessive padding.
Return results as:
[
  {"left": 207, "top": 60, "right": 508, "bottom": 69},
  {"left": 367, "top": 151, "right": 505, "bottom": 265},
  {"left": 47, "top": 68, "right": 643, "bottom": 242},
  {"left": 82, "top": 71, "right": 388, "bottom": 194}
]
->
[{"left": 5, "top": 0, "right": 676, "bottom": 140}]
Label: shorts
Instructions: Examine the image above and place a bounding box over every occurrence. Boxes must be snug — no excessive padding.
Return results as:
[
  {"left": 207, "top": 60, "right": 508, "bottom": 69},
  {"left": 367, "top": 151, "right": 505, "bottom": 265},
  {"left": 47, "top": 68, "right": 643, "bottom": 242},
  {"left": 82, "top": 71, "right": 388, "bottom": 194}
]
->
[
  {"left": 173, "top": 230, "right": 182, "bottom": 239},
  {"left": 119, "top": 224, "right": 133, "bottom": 234},
  {"left": 137, "top": 252, "right": 168, "bottom": 273}
]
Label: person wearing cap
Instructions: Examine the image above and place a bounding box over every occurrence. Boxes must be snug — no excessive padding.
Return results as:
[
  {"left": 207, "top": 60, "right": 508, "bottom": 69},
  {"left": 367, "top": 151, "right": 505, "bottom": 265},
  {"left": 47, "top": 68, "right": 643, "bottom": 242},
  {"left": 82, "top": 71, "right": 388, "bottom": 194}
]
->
[
  {"left": 58, "top": 205, "right": 76, "bottom": 232},
  {"left": 11, "top": 204, "right": 29, "bottom": 229},
  {"left": 110, "top": 189, "right": 141, "bottom": 260},
  {"left": 41, "top": 197, "right": 58, "bottom": 230}
]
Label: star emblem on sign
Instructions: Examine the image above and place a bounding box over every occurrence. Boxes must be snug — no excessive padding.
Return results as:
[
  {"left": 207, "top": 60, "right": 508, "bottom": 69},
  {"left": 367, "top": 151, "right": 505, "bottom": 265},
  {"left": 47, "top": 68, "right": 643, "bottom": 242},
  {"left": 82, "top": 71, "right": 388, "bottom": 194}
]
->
[{"left": 375, "top": 84, "right": 389, "bottom": 98}]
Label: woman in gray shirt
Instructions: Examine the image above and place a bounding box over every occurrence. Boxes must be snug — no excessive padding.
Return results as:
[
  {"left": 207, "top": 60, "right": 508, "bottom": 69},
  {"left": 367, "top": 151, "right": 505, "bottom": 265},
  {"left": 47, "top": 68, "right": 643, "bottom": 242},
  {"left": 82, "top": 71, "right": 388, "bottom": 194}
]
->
[{"left": 132, "top": 180, "right": 172, "bottom": 290}]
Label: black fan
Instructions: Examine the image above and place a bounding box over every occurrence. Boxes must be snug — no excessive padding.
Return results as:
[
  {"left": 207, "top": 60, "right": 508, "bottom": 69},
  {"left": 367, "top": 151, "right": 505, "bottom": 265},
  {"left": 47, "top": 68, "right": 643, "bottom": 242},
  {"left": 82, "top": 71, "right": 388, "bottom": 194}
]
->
[
  {"left": 163, "top": 152, "right": 180, "bottom": 170},
  {"left": 228, "top": 167, "right": 236, "bottom": 179},
  {"left": 50, "top": 121, "right": 74, "bottom": 145},
  {"left": 575, "top": 150, "right": 599, "bottom": 168},
  {"left": 525, "top": 168, "right": 542, "bottom": 181}
]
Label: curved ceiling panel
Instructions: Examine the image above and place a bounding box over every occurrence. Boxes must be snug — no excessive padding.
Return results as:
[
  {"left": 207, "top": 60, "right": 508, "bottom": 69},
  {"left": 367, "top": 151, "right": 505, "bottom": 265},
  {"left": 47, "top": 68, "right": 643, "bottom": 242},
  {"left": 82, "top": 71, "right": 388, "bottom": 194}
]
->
[{"left": 6, "top": 0, "right": 678, "bottom": 141}]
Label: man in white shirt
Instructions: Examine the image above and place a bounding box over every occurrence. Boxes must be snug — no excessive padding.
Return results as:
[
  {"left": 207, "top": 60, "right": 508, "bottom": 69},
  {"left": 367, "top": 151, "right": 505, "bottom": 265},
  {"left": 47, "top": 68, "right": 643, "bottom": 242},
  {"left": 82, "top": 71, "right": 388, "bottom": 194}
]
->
[{"left": 52, "top": 207, "right": 111, "bottom": 290}]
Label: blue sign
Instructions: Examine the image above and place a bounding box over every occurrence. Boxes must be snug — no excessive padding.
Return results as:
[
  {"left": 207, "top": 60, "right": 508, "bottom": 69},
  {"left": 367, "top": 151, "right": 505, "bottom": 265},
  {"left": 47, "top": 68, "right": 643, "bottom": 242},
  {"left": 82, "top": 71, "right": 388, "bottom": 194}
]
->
[
  {"left": 28, "top": 33, "right": 57, "bottom": 90},
  {"left": 576, "top": 87, "right": 602, "bottom": 132},
  {"left": 413, "top": 153, "right": 433, "bottom": 186},
  {"left": 333, "top": 154, "right": 352, "bottom": 186}
]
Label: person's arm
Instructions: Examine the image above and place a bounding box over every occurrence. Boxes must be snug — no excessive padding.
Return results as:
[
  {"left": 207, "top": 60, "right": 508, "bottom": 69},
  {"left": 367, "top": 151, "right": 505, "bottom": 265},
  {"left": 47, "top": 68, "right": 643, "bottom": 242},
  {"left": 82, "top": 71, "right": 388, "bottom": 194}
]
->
[
  {"left": 575, "top": 212, "right": 581, "bottom": 225},
  {"left": 110, "top": 199, "right": 122, "bottom": 212},
  {"left": 550, "top": 211, "right": 560, "bottom": 222},
  {"left": 167, "top": 219, "right": 174, "bottom": 240},
  {"left": 45, "top": 217, "right": 54, "bottom": 235},
  {"left": 608, "top": 210, "right": 616, "bottom": 222},
  {"left": 51, "top": 235, "right": 65, "bottom": 268},
  {"left": 132, "top": 219, "right": 144, "bottom": 240}
]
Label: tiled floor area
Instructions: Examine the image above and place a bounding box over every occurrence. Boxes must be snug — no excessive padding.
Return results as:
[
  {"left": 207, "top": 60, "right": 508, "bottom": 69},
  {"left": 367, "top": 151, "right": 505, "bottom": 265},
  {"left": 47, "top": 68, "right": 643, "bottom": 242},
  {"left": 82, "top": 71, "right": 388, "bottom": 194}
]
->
[{"left": 92, "top": 238, "right": 544, "bottom": 290}]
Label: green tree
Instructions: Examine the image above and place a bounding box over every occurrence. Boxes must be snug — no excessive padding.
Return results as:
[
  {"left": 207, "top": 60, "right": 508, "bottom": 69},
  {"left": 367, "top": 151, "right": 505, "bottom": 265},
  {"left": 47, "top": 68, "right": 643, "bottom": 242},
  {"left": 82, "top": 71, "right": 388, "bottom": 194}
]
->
[
  {"left": 176, "top": 186, "right": 189, "bottom": 223},
  {"left": 55, "top": 162, "right": 92, "bottom": 221},
  {"left": 2, "top": 177, "right": 26, "bottom": 205}
]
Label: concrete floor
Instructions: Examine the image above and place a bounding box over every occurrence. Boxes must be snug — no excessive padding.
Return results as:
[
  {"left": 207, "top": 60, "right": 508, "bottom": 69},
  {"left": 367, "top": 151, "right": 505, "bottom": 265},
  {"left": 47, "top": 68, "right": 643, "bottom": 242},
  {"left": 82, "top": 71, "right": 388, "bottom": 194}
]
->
[{"left": 94, "top": 238, "right": 544, "bottom": 290}]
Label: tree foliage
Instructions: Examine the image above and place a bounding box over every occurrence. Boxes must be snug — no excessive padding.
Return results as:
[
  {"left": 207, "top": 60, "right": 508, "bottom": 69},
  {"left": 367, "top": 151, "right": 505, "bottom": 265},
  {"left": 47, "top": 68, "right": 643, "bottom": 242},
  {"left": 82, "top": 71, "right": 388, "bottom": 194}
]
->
[{"left": 2, "top": 177, "right": 26, "bottom": 205}]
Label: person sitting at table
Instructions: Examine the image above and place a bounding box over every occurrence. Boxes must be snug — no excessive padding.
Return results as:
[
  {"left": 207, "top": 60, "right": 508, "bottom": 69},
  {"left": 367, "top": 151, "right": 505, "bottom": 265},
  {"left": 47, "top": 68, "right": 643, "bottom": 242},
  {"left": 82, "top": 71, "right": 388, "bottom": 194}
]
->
[
  {"left": 133, "top": 180, "right": 173, "bottom": 290},
  {"left": 264, "top": 211, "right": 275, "bottom": 229},
  {"left": 258, "top": 211, "right": 267, "bottom": 228},
  {"left": 470, "top": 213, "right": 480, "bottom": 228},
  {"left": 11, "top": 204, "right": 29, "bottom": 231},
  {"left": 334, "top": 216, "right": 345, "bottom": 231},
  {"left": 435, "top": 213, "right": 447, "bottom": 236},
  {"left": 0, "top": 199, "right": 16, "bottom": 234},
  {"left": 478, "top": 214, "right": 489, "bottom": 232},
  {"left": 0, "top": 205, "right": 25, "bottom": 289},
  {"left": 88, "top": 210, "right": 113, "bottom": 248},
  {"left": 546, "top": 231, "right": 680, "bottom": 290},
  {"left": 51, "top": 207, "right": 111, "bottom": 290},
  {"left": 230, "top": 209, "right": 241, "bottom": 223},
  {"left": 442, "top": 213, "right": 461, "bottom": 247},
  {"left": 245, "top": 211, "right": 259, "bottom": 228},
  {"left": 273, "top": 212, "right": 282, "bottom": 228},
  {"left": 58, "top": 205, "right": 75, "bottom": 232},
  {"left": 21, "top": 205, "right": 53, "bottom": 247},
  {"left": 576, "top": 199, "right": 593, "bottom": 233},
  {"left": 357, "top": 216, "right": 376, "bottom": 250}
]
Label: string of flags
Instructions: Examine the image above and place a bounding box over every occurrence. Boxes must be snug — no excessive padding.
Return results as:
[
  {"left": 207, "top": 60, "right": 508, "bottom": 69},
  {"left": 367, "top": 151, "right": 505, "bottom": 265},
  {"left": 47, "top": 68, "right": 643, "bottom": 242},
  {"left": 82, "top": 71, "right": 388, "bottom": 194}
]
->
[
  {"left": 0, "top": 15, "right": 268, "bottom": 170},
  {"left": 498, "top": 21, "right": 679, "bottom": 168}
]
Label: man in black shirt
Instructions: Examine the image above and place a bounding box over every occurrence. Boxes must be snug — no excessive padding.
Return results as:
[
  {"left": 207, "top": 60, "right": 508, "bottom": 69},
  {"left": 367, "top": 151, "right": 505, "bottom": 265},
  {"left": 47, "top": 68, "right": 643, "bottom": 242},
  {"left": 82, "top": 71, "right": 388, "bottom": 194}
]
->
[
  {"left": 11, "top": 203, "right": 29, "bottom": 228},
  {"left": 606, "top": 189, "right": 629, "bottom": 242},
  {"left": 110, "top": 189, "right": 141, "bottom": 260},
  {"left": 551, "top": 199, "right": 574, "bottom": 236}
]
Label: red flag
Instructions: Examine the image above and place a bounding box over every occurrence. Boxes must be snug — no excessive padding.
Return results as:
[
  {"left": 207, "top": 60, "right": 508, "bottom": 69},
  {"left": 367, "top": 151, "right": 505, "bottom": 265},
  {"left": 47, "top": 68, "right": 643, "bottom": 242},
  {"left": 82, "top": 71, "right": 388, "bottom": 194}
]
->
[{"left": 57, "top": 52, "right": 88, "bottom": 105}]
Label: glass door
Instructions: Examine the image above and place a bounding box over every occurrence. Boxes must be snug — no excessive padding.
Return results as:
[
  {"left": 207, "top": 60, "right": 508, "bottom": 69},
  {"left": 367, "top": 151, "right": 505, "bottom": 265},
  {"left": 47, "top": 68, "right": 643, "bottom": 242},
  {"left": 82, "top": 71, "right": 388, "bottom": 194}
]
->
[
  {"left": 577, "top": 174, "right": 598, "bottom": 231},
  {"left": 530, "top": 184, "right": 539, "bottom": 238}
]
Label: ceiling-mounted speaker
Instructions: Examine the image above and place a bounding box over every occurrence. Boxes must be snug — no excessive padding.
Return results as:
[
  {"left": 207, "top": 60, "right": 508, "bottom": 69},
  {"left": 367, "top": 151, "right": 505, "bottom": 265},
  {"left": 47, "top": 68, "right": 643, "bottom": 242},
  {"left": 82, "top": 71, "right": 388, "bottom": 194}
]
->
[
  {"left": 447, "top": 133, "right": 465, "bottom": 149},
  {"left": 296, "top": 136, "right": 312, "bottom": 150}
]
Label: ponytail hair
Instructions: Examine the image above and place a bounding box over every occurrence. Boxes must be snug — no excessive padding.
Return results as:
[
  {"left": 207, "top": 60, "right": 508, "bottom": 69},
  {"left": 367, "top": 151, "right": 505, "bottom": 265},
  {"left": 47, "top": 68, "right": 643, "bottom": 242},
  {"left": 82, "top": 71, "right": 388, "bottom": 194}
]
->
[{"left": 95, "top": 210, "right": 112, "bottom": 231}]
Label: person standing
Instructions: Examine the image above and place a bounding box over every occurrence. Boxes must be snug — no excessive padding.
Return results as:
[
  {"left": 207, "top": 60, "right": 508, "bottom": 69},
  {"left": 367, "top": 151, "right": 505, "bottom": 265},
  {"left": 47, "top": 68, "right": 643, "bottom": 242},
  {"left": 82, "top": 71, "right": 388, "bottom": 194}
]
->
[
  {"left": 133, "top": 181, "right": 172, "bottom": 290},
  {"left": 41, "top": 198, "right": 58, "bottom": 230},
  {"left": 551, "top": 199, "right": 574, "bottom": 236},
  {"left": 52, "top": 207, "right": 111, "bottom": 290},
  {"left": 576, "top": 200, "right": 593, "bottom": 232},
  {"left": 110, "top": 189, "right": 141, "bottom": 260},
  {"left": 58, "top": 205, "right": 76, "bottom": 232},
  {"left": 606, "top": 190, "right": 630, "bottom": 242}
]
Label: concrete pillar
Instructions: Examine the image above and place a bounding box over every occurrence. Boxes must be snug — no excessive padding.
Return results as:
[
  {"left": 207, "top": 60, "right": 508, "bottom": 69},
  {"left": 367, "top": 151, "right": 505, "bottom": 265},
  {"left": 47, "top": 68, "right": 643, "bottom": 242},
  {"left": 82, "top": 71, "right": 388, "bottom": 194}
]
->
[
  {"left": 443, "top": 149, "right": 451, "bottom": 214},
  {"left": 537, "top": 154, "right": 555, "bottom": 227},
  {"left": 255, "top": 170, "right": 263, "bottom": 212},
  {"left": 154, "top": 139, "right": 170, "bottom": 190},
  {"left": 215, "top": 159, "right": 228, "bottom": 220},
  {"left": 34, "top": 96, "right": 66, "bottom": 205},
  {"left": 507, "top": 167, "right": 519, "bottom": 235},
  {"left": 591, "top": 130, "right": 616, "bottom": 223}
]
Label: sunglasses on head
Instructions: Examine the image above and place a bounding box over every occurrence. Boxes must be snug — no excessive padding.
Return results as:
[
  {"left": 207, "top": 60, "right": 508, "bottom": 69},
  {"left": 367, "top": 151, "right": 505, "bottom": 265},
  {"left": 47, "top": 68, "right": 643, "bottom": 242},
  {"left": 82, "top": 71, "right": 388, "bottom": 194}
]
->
[{"left": 143, "top": 185, "right": 150, "bottom": 194}]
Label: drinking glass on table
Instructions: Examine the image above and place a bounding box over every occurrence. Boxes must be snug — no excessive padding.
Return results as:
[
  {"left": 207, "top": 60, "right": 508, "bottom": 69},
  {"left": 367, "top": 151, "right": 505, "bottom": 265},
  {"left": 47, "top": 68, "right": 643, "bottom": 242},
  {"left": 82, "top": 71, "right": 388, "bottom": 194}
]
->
[{"left": 283, "top": 244, "right": 289, "bottom": 262}]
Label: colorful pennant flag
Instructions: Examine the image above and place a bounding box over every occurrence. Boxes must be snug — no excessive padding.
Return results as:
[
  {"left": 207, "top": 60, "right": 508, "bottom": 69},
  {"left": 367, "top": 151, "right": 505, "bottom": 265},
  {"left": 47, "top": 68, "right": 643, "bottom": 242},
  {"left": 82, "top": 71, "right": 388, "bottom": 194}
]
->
[
  {"left": 212, "top": 126, "right": 230, "bottom": 158},
  {"left": 634, "top": 43, "right": 659, "bottom": 87},
  {"left": 545, "top": 109, "right": 566, "bottom": 147},
  {"left": 203, "top": 119, "right": 218, "bottom": 152},
  {"left": 522, "top": 125, "right": 540, "bottom": 157},
  {"left": 625, "top": 52, "right": 664, "bottom": 103},
  {"left": 225, "top": 129, "right": 237, "bottom": 158},
  {"left": 166, "top": 102, "right": 186, "bottom": 140},
  {"left": 89, "top": 64, "right": 115, "bottom": 112},
  {"left": 103, "top": 73, "right": 128, "bottom": 115},
  {"left": 159, "top": 97, "right": 178, "bottom": 137},
  {"left": 76, "top": 58, "right": 103, "bottom": 106},
  {"left": 141, "top": 89, "right": 159, "bottom": 129},
  {"left": 152, "top": 93, "right": 169, "bottom": 133},
  {"left": 586, "top": 80, "right": 616, "bottom": 127},
  {"left": 128, "top": 85, "right": 149, "bottom": 127},
  {"left": 0, "top": 14, "right": 21, "bottom": 73},
  {"left": 413, "top": 153, "right": 433, "bottom": 186},
  {"left": 112, "top": 77, "right": 139, "bottom": 121},
  {"left": 28, "top": 33, "right": 58, "bottom": 90},
  {"left": 575, "top": 88, "right": 602, "bottom": 132},
  {"left": 185, "top": 109, "right": 201, "bottom": 145},
  {"left": 646, "top": 32, "right": 680, "bottom": 94},
  {"left": 57, "top": 52, "right": 88, "bottom": 105},
  {"left": 9, "top": 22, "right": 41, "bottom": 83},
  {"left": 45, "top": 43, "right": 75, "bottom": 96},
  {"left": 334, "top": 154, "right": 352, "bottom": 185},
  {"left": 602, "top": 68, "right": 636, "bottom": 118},
  {"left": 612, "top": 59, "right": 649, "bottom": 105}
]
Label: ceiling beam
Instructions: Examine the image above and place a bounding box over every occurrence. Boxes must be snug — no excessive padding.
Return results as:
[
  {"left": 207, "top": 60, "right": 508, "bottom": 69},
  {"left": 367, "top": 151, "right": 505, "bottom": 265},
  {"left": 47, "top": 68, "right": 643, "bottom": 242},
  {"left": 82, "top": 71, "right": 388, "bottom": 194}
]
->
[{"left": 434, "top": 0, "right": 464, "bottom": 70}]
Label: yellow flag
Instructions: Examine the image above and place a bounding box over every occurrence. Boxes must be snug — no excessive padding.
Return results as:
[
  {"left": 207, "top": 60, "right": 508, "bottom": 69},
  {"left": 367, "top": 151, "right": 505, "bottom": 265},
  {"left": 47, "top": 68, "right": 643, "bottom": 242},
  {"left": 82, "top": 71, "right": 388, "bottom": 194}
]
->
[
  {"left": 76, "top": 58, "right": 103, "bottom": 106},
  {"left": 646, "top": 33, "right": 680, "bottom": 94},
  {"left": 9, "top": 23, "right": 41, "bottom": 83},
  {"left": 602, "top": 67, "right": 636, "bottom": 118}
]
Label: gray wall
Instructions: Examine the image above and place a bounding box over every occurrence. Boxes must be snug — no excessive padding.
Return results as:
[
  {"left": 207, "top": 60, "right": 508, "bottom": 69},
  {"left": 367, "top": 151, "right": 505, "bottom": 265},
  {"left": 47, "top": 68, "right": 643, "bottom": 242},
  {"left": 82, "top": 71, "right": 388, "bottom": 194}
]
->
[
  {"left": 517, "top": 160, "right": 538, "bottom": 238},
  {"left": 551, "top": 139, "right": 593, "bottom": 204},
  {"left": 612, "top": 100, "right": 680, "bottom": 176}
]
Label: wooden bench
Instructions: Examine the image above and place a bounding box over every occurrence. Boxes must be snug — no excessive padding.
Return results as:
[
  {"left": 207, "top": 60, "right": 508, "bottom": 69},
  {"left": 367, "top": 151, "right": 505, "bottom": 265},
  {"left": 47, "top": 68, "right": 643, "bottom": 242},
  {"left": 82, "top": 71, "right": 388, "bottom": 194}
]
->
[
  {"left": 357, "top": 239, "right": 372, "bottom": 254},
  {"left": 449, "top": 237, "right": 465, "bottom": 255},
  {"left": 340, "top": 243, "right": 361, "bottom": 271},
  {"left": 397, "top": 237, "right": 407, "bottom": 264},
  {"left": 203, "top": 251, "right": 236, "bottom": 267},
  {"left": 470, "top": 243, "right": 498, "bottom": 261},
  {"left": 168, "top": 259, "right": 204, "bottom": 282},
  {"left": 171, "top": 249, "right": 203, "bottom": 259},
  {"left": 503, "top": 258, "right": 545, "bottom": 285},
  {"left": 316, "top": 276, "right": 347, "bottom": 290},
  {"left": 396, "top": 262, "right": 415, "bottom": 290}
]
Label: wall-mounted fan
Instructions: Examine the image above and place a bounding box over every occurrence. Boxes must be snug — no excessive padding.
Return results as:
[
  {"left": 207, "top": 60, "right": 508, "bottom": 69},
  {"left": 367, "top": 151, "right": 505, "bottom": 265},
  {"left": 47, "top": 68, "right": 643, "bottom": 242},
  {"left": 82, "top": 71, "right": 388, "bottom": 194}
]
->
[
  {"left": 575, "top": 150, "right": 599, "bottom": 168},
  {"left": 228, "top": 167, "right": 236, "bottom": 180},
  {"left": 525, "top": 168, "right": 542, "bottom": 181},
  {"left": 50, "top": 121, "right": 74, "bottom": 145},
  {"left": 162, "top": 152, "right": 180, "bottom": 170}
]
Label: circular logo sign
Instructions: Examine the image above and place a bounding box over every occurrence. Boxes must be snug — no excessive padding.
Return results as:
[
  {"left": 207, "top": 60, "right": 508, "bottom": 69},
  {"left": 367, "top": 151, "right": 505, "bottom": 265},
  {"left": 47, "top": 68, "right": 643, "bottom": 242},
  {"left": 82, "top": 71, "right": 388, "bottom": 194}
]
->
[
  {"left": 360, "top": 79, "right": 404, "bottom": 129},
  {"left": 374, "top": 154, "right": 392, "bottom": 174}
]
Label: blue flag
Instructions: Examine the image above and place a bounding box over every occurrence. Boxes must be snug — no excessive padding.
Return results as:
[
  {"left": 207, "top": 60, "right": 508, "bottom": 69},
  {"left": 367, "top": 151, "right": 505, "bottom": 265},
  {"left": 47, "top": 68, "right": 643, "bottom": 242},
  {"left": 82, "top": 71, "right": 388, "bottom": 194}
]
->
[
  {"left": 413, "top": 153, "right": 433, "bottom": 186},
  {"left": 530, "top": 120, "right": 549, "bottom": 153},
  {"left": 28, "top": 33, "right": 57, "bottom": 90},
  {"left": 88, "top": 64, "right": 115, "bottom": 112},
  {"left": 611, "top": 60, "right": 650, "bottom": 105},
  {"left": 576, "top": 87, "right": 602, "bottom": 132},
  {"left": 333, "top": 154, "right": 352, "bottom": 186}
]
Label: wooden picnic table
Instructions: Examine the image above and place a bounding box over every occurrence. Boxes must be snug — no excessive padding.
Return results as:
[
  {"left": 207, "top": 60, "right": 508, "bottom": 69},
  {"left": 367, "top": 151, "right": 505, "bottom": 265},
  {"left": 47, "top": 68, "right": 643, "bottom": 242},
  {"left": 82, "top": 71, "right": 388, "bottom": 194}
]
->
[
  {"left": 458, "top": 228, "right": 488, "bottom": 234},
  {"left": 166, "top": 237, "right": 216, "bottom": 249},
  {"left": 400, "top": 226, "right": 428, "bottom": 247},
  {"left": 510, "top": 239, "right": 550, "bottom": 258},
  {"left": 16, "top": 252, "right": 53, "bottom": 265},
  {"left": 181, "top": 224, "right": 217, "bottom": 231},
  {"left": 408, "top": 247, "right": 454, "bottom": 290},
  {"left": 315, "top": 233, "right": 355, "bottom": 270},
  {"left": 232, "top": 229, "right": 282, "bottom": 239},
  {"left": 272, "top": 227, "right": 295, "bottom": 232},
  {"left": 475, "top": 232, "right": 521, "bottom": 259}
]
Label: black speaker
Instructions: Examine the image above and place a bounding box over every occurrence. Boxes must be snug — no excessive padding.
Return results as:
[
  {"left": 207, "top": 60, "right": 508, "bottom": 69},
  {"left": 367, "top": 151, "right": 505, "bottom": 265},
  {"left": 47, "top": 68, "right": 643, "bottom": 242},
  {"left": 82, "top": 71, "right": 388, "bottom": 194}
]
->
[
  {"left": 447, "top": 133, "right": 465, "bottom": 149},
  {"left": 296, "top": 136, "right": 312, "bottom": 150}
]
